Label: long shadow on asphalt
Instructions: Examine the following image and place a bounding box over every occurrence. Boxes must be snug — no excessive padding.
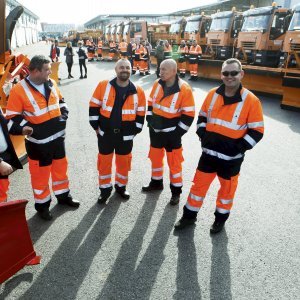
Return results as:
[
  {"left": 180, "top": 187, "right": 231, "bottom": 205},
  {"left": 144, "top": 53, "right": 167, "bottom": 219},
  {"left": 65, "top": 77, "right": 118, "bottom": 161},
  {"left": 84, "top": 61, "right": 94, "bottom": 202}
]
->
[
  {"left": 210, "top": 230, "right": 232, "bottom": 300},
  {"left": 18, "top": 198, "right": 121, "bottom": 299},
  {"left": 27, "top": 204, "right": 76, "bottom": 244},
  {"left": 97, "top": 194, "right": 178, "bottom": 300},
  {"left": 173, "top": 226, "right": 201, "bottom": 299}
]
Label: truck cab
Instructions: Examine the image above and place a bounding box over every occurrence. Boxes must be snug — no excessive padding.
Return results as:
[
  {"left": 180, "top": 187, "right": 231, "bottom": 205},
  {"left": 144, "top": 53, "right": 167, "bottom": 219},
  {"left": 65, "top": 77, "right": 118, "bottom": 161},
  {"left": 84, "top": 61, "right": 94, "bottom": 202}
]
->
[
  {"left": 122, "top": 20, "right": 147, "bottom": 44},
  {"left": 236, "top": 4, "right": 292, "bottom": 67},
  {"left": 169, "top": 17, "right": 186, "bottom": 46},
  {"left": 205, "top": 9, "right": 242, "bottom": 60}
]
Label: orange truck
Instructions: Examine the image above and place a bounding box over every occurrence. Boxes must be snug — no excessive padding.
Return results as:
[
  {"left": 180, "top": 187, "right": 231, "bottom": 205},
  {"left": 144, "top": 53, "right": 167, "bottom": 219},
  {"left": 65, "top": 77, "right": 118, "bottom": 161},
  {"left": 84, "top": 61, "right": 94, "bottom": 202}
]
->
[
  {"left": 236, "top": 3, "right": 292, "bottom": 67},
  {"left": 280, "top": 3, "right": 300, "bottom": 68},
  {"left": 205, "top": 8, "right": 243, "bottom": 60},
  {"left": 168, "top": 17, "right": 186, "bottom": 45},
  {"left": 184, "top": 14, "right": 212, "bottom": 51},
  {"left": 122, "top": 20, "right": 148, "bottom": 43},
  {"left": 147, "top": 22, "right": 171, "bottom": 47}
]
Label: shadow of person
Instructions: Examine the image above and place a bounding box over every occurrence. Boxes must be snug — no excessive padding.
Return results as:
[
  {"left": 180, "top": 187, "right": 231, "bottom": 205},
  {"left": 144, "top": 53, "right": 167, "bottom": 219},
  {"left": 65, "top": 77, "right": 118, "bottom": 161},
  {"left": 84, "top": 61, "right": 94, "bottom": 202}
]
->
[
  {"left": 27, "top": 204, "right": 75, "bottom": 244},
  {"left": 210, "top": 230, "right": 232, "bottom": 300},
  {"left": 20, "top": 199, "right": 121, "bottom": 299},
  {"left": 97, "top": 193, "right": 162, "bottom": 300},
  {"left": 173, "top": 226, "right": 201, "bottom": 300},
  {"left": 0, "top": 273, "right": 33, "bottom": 299}
]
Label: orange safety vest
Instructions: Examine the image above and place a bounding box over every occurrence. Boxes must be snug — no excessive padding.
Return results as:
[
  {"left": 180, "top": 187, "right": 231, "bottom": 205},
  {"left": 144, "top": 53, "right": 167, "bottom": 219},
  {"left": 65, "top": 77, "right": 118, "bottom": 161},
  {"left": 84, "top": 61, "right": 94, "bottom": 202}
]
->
[
  {"left": 147, "top": 78, "right": 195, "bottom": 132},
  {"left": 119, "top": 42, "right": 128, "bottom": 52}
]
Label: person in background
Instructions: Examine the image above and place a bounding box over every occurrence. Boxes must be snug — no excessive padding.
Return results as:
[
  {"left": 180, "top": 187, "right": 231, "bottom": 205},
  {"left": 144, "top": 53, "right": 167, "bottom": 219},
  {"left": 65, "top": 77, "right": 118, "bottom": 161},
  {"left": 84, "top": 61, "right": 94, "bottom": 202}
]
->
[
  {"left": 50, "top": 39, "right": 60, "bottom": 62},
  {"left": 145, "top": 40, "right": 152, "bottom": 75},
  {"left": 64, "top": 42, "right": 74, "bottom": 79},
  {"left": 174, "top": 58, "right": 264, "bottom": 233},
  {"left": 5, "top": 55, "right": 80, "bottom": 220},
  {"left": 188, "top": 40, "right": 202, "bottom": 81},
  {"left": 0, "top": 107, "right": 29, "bottom": 202},
  {"left": 155, "top": 40, "right": 164, "bottom": 78},
  {"left": 163, "top": 40, "right": 172, "bottom": 60},
  {"left": 89, "top": 59, "right": 146, "bottom": 204},
  {"left": 77, "top": 41, "right": 87, "bottom": 79},
  {"left": 142, "top": 59, "right": 195, "bottom": 205}
]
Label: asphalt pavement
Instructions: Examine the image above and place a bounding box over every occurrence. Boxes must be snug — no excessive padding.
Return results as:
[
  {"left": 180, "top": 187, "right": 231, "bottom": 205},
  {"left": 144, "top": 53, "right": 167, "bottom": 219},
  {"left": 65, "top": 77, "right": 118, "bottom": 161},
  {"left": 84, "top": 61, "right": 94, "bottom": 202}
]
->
[{"left": 0, "top": 42, "right": 299, "bottom": 300}]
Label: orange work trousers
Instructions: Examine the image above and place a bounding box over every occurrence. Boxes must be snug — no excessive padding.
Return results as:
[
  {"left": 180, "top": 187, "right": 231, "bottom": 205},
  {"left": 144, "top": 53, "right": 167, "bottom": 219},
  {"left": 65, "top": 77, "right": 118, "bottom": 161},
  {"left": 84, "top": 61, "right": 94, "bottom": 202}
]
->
[
  {"left": 189, "top": 63, "right": 198, "bottom": 77},
  {"left": 185, "top": 170, "right": 239, "bottom": 214},
  {"left": 97, "top": 153, "right": 132, "bottom": 189},
  {"left": 28, "top": 157, "right": 70, "bottom": 206},
  {"left": 178, "top": 61, "right": 186, "bottom": 75}
]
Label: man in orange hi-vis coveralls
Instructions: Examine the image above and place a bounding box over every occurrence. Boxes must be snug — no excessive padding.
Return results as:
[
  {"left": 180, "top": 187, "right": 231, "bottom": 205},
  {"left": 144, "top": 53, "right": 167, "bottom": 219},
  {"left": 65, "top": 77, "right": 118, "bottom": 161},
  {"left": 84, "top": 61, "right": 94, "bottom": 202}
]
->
[
  {"left": 142, "top": 58, "right": 195, "bottom": 205},
  {"left": 89, "top": 59, "right": 146, "bottom": 203},
  {"left": 175, "top": 58, "right": 264, "bottom": 233},
  {"left": 6, "top": 55, "right": 80, "bottom": 220}
]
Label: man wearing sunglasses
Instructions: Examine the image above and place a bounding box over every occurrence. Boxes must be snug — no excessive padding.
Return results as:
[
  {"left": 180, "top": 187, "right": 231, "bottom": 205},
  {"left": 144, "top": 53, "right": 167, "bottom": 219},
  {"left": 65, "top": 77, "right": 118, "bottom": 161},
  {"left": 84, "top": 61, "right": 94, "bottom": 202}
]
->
[{"left": 175, "top": 58, "right": 264, "bottom": 233}]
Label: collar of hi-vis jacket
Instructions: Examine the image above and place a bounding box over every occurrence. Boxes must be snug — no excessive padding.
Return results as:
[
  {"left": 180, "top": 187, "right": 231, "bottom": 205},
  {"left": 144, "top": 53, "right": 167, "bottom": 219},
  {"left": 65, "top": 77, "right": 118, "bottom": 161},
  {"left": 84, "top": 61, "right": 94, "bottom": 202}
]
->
[
  {"left": 109, "top": 77, "right": 137, "bottom": 97},
  {"left": 158, "top": 75, "right": 180, "bottom": 98},
  {"left": 25, "top": 77, "right": 54, "bottom": 102},
  {"left": 216, "top": 83, "right": 243, "bottom": 105}
]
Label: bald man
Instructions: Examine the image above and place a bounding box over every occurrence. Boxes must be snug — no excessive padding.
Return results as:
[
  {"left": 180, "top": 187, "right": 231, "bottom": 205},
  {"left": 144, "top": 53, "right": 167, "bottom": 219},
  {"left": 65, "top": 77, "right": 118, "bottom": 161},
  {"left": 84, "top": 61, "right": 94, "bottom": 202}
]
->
[
  {"left": 142, "top": 59, "right": 195, "bottom": 205},
  {"left": 89, "top": 59, "right": 146, "bottom": 203}
]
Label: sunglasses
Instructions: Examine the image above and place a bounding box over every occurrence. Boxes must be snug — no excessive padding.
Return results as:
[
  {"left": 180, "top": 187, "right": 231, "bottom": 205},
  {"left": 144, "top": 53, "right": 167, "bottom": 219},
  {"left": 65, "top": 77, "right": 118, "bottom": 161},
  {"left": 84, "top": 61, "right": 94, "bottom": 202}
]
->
[{"left": 222, "top": 71, "right": 240, "bottom": 77}]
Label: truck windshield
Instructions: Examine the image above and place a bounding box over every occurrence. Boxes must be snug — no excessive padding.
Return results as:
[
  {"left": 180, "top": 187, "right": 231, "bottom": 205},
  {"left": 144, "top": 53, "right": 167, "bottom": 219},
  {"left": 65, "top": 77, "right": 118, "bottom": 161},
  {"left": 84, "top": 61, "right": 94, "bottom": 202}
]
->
[
  {"left": 241, "top": 14, "right": 271, "bottom": 31},
  {"left": 210, "top": 17, "right": 231, "bottom": 31},
  {"left": 105, "top": 27, "right": 110, "bottom": 34},
  {"left": 170, "top": 23, "right": 181, "bottom": 33},
  {"left": 288, "top": 11, "right": 300, "bottom": 31},
  {"left": 117, "top": 25, "right": 122, "bottom": 34},
  {"left": 111, "top": 27, "right": 117, "bottom": 34},
  {"left": 185, "top": 21, "right": 200, "bottom": 33}
]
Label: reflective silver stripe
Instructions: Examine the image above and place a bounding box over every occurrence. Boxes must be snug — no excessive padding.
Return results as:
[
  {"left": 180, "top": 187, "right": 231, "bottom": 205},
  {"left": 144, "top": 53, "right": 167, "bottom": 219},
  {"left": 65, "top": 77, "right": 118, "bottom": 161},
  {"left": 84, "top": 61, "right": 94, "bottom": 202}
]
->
[
  {"left": 54, "top": 188, "right": 70, "bottom": 195},
  {"left": 133, "top": 93, "right": 138, "bottom": 111},
  {"left": 7, "top": 120, "right": 13, "bottom": 131},
  {"left": 171, "top": 172, "right": 182, "bottom": 178},
  {"left": 208, "top": 118, "right": 248, "bottom": 130},
  {"left": 123, "top": 135, "right": 134, "bottom": 141},
  {"left": 189, "top": 193, "right": 204, "bottom": 202},
  {"left": 231, "top": 89, "right": 249, "bottom": 125},
  {"left": 20, "top": 80, "right": 41, "bottom": 112},
  {"left": 20, "top": 119, "right": 28, "bottom": 126},
  {"left": 207, "top": 92, "right": 219, "bottom": 120},
  {"left": 99, "top": 129, "right": 105, "bottom": 136},
  {"left": 153, "top": 103, "right": 180, "bottom": 114},
  {"left": 89, "top": 116, "right": 99, "bottom": 121},
  {"left": 199, "top": 110, "right": 207, "bottom": 117},
  {"left": 23, "top": 103, "right": 60, "bottom": 117},
  {"left": 178, "top": 121, "right": 190, "bottom": 131},
  {"left": 146, "top": 111, "right": 153, "bottom": 116},
  {"left": 26, "top": 129, "right": 66, "bottom": 144},
  {"left": 99, "top": 174, "right": 112, "bottom": 180},
  {"left": 59, "top": 103, "right": 67, "bottom": 109},
  {"left": 90, "top": 97, "right": 102, "bottom": 106},
  {"left": 152, "top": 176, "right": 163, "bottom": 180},
  {"left": 220, "top": 199, "right": 233, "bottom": 204},
  {"left": 115, "top": 181, "right": 125, "bottom": 187},
  {"left": 136, "top": 122, "right": 143, "bottom": 128},
  {"left": 170, "top": 182, "right": 183, "bottom": 187},
  {"left": 137, "top": 106, "right": 145, "bottom": 112},
  {"left": 99, "top": 183, "right": 112, "bottom": 188},
  {"left": 103, "top": 82, "right": 112, "bottom": 111},
  {"left": 122, "top": 109, "right": 136, "bottom": 115},
  {"left": 248, "top": 121, "right": 264, "bottom": 128},
  {"left": 182, "top": 106, "right": 195, "bottom": 112},
  {"left": 153, "top": 126, "right": 176, "bottom": 133},
  {"left": 152, "top": 167, "right": 163, "bottom": 172},
  {"left": 170, "top": 92, "right": 179, "bottom": 111},
  {"left": 5, "top": 110, "right": 21, "bottom": 116},
  {"left": 202, "top": 147, "right": 243, "bottom": 160},
  {"left": 34, "top": 195, "right": 51, "bottom": 204},
  {"left": 216, "top": 207, "right": 231, "bottom": 214},
  {"left": 243, "top": 134, "right": 257, "bottom": 147},
  {"left": 52, "top": 180, "right": 69, "bottom": 186},
  {"left": 33, "top": 188, "right": 46, "bottom": 195},
  {"left": 185, "top": 203, "right": 201, "bottom": 212},
  {"left": 197, "top": 122, "right": 206, "bottom": 130},
  {"left": 116, "top": 173, "right": 128, "bottom": 180}
]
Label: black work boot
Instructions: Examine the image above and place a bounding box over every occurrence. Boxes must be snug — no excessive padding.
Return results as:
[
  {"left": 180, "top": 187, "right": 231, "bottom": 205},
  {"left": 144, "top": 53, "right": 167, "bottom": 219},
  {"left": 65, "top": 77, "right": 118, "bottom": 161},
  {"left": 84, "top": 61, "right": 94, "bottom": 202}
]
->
[
  {"left": 169, "top": 184, "right": 182, "bottom": 205},
  {"left": 114, "top": 184, "right": 130, "bottom": 200},
  {"left": 169, "top": 194, "right": 180, "bottom": 205},
  {"left": 210, "top": 211, "right": 229, "bottom": 234},
  {"left": 98, "top": 187, "right": 113, "bottom": 204},
  {"left": 174, "top": 205, "right": 198, "bottom": 230},
  {"left": 142, "top": 179, "right": 163, "bottom": 192},
  {"left": 57, "top": 195, "right": 80, "bottom": 208},
  {"left": 37, "top": 208, "right": 53, "bottom": 221}
]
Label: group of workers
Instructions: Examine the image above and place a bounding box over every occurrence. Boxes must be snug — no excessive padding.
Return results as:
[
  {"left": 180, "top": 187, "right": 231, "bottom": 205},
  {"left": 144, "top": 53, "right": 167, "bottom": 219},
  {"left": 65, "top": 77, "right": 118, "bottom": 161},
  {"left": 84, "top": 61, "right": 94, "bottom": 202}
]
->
[{"left": 0, "top": 53, "right": 264, "bottom": 234}]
